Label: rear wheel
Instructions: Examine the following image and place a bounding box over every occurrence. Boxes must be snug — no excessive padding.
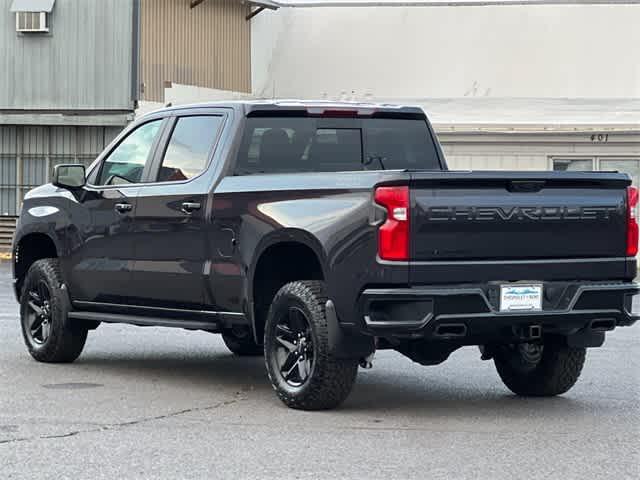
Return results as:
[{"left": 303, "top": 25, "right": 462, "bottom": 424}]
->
[
  {"left": 494, "top": 341, "right": 586, "bottom": 396},
  {"left": 222, "top": 327, "right": 262, "bottom": 356},
  {"left": 264, "top": 281, "right": 358, "bottom": 410},
  {"left": 20, "top": 259, "right": 88, "bottom": 363}
]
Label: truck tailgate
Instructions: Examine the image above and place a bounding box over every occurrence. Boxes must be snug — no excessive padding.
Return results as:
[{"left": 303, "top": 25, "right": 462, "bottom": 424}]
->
[{"left": 408, "top": 171, "right": 631, "bottom": 281}]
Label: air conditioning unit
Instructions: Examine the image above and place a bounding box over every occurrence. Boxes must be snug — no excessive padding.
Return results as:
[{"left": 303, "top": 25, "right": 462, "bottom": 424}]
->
[
  {"left": 15, "top": 11, "right": 48, "bottom": 33},
  {"left": 10, "top": 0, "right": 55, "bottom": 34}
]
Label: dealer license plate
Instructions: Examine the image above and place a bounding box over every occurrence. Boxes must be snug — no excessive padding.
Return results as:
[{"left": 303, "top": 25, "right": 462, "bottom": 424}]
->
[{"left": 500, "top": 284, "right": 543, "bottom": 312}]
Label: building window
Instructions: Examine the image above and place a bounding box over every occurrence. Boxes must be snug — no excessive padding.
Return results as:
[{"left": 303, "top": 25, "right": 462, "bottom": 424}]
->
[
  {"left": 10, "top": 0, "right": 55, "bottom": 33},
  {"left": 552, "top": 158, "right": 594, "bottom": 172},
  {"left": 599, "top": 158, "right": 640, "bottom": 186}
]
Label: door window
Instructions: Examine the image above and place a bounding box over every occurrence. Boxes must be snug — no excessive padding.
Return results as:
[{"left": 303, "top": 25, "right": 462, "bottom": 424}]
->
[
  {"left": 96, "top": 120, "right": 162, "bottom": 186},
  {"left": 156, "top": 116, "right": 223, "bottom": 182}
]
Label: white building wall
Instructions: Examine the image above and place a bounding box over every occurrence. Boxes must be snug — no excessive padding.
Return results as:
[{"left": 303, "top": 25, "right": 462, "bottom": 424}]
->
[
  {"left": 440, "top": 132, "right": 640, "bottom": 172},
  {"left": 136, "top": 84, "right": 252, "bottom": 117},
  {"left": 251, "top": 4, "right": 640, "bottom": 174},
  {"left": 251, "top": 4, "right": 640, "bottom": 100}
]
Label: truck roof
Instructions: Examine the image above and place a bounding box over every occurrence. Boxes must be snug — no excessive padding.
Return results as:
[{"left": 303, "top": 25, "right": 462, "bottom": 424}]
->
[{"left": 154, "top": 100, "right": 426, "bottom": 117}]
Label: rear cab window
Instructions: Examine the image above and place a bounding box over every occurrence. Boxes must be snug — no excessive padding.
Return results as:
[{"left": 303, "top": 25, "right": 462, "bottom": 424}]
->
[{"left": 235, "top": 115, "right": 441, "bottom": 175}]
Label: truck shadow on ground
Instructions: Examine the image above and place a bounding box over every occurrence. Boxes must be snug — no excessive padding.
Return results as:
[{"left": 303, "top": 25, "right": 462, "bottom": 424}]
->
[{"left": 75, "top": 351, "right": 589, "bottom": 418}]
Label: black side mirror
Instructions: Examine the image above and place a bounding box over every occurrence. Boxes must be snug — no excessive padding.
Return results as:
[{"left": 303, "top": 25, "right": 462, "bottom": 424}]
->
[{"left": 52, "top": 164, "right": 86, "bottom": 189}]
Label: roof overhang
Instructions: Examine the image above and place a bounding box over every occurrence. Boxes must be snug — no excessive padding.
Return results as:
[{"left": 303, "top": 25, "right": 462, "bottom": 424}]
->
[
  {"left": 9, "top": 0, "right": 55, "bottom": 13},
  {"left": 0, "top": 111, "right": 133, "bottom": 127},
  {"left": 241, "top": 0, "right": 640, "bottom": 7},
  {"left": 190, "top": 1, "right": 279, "bottom": 8},
  {"left": 247, "top": 0, "right": 281, "bottom": 7}
]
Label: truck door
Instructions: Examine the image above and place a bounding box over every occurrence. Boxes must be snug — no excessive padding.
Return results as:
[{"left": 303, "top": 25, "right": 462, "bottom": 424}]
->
[
  {"left": 64, "top": 118, "right": 165, "bottom": 305},
  {"left": 129, "top": 113, "right": 226, "bottom": 310}
]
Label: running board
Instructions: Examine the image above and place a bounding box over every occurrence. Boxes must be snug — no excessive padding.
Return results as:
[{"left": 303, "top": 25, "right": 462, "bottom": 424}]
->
[{"left": 68, "top": 311, "right": 221, "bottom": 332}]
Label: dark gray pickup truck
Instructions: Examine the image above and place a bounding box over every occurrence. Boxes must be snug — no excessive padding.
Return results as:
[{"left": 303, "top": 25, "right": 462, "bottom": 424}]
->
[{"left": 12, "top": 101, "right": 640, "bottom": 410}]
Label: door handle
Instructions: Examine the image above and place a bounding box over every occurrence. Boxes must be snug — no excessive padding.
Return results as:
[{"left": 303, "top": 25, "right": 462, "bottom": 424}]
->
[
  {"left": 114, "top": 203, "right": 133, "bottom": 213},
  {"left": 181, "top": 202, "right": 201, "bottom": 214}
]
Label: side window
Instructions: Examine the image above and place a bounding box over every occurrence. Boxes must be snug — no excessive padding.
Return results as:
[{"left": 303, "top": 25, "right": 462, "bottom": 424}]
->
[
  {"left": 96, "top": 120, "right": 162, "bottom": 186},
  {"left": 156, "top": 116, "right": 223, "bottom": 182}
]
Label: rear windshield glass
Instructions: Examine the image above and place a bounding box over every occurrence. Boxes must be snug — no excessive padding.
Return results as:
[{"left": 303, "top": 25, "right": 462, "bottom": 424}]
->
[{"left": 234, "top": 117, "right": 440, "bottom": 175}]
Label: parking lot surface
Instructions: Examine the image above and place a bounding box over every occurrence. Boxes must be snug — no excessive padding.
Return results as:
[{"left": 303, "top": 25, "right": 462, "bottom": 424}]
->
[{"left": 0, "top": 262, "right": 638, "bottom": 479}]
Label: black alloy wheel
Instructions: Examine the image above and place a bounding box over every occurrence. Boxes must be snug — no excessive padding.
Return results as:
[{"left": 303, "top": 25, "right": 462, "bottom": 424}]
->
[
  {"left": 264, "top": 281, "right": 359, "bottom": 410},
  {"left": 20, "top": 258, "right": 88, "bottom": 363},
  {"left": 24, "top": 280, "right": 53, "bottom": 346},
  {"left": 273, "top": 306, "right": 315, "bottom": 387}
]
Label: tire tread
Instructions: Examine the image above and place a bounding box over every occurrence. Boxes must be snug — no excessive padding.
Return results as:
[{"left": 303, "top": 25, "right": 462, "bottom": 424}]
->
[
  {"left": 265, "top": 280, "right": 358, "bottom": 410},
  {"left": 21, "top": 258, "right": 87, "bottom": 363},
  {"left": 495, "top": 343, "right": 586, "bottom": 397}
]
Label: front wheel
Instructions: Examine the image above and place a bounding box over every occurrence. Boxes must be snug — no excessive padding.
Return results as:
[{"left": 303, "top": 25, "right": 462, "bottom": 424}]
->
[
  {"left": 264, "top": 281, "right": 358, "bottom": 410},
  {"left": 494, "top": 341, "right": 586, "bottom": 397},
  {"left": 20, "top": 259, "right": 88, "bottom": 363}
]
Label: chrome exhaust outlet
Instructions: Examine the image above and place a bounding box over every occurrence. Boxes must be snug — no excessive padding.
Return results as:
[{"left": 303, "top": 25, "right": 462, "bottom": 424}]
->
[{"left": 434, "top": 323, "right": 467, "bottom": 338}]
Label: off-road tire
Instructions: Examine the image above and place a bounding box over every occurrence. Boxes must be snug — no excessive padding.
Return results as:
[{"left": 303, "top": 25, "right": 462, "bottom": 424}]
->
[
  {"left": 494, "top": 342, "right": 586, "bottom": 397},
  {"left": 264, "top": 281, "right": 358, "bottom": 410},
  {"left": 222, "top": 328, "right": 262, "bottom": 356},
  {"left": 20, "top": 259, "right": 87, "bottom": 363}
]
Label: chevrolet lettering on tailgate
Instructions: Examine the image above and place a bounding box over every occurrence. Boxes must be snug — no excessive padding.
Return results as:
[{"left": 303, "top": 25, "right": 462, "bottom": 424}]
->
[{"left": 425, "top": 205, "right": 621, "bottom": 222}]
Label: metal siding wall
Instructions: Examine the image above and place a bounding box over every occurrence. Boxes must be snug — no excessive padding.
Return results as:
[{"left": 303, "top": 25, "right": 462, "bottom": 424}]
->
[
  {"left": 140, "top": 0, "right": 251, "bottom": 102},
  {"left": 0, "top": 157, "right": 17, "bottom": 215},
  {"left": 104, "top": 127, "right": 122, "bottom": 146},
  {"left": 0, "top": 125, "right": 124, "bottom": 216},
  {"left": 0, "top": 0, "right": 133, "bottom": 110},
  {"left": 0, "top": 126, "right": 18, "bottom": 216}
]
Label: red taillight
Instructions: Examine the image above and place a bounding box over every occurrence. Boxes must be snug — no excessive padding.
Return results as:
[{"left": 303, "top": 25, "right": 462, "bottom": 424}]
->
[
  {"left": 627, "top": 186, "right": 638, "bottom": 257},
  {"left": 374, "top": 186, "right": 409, "bottom": 261}
]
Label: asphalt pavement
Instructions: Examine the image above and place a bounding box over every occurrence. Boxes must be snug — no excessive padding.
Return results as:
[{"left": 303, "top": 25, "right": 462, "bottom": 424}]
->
[{"left": 0, "top": 262, "right": 638, "bottom": 479}]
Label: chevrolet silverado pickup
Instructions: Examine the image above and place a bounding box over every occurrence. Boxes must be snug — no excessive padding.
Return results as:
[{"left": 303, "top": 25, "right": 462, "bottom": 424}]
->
[{"left": 12, "top": 101, "right": 640, "bottom": 410}]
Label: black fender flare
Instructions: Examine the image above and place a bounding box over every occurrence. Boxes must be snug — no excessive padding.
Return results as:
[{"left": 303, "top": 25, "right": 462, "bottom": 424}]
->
[{"left": 245, "top": 229, "right": 328, "bottom": 343}]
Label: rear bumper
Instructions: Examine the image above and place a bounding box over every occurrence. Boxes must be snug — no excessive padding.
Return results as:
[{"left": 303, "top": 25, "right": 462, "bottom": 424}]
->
[{"left": 357, "top": 282, "right": 639, "bottom": 343}]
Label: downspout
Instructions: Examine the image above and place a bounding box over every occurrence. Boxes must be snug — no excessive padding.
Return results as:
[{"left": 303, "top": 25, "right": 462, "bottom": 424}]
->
[{"left": 131, "top": 0, "right": 141, "bottom": 110}]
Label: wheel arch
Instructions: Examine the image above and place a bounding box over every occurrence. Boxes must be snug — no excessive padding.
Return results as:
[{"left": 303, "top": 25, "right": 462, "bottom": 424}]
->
[
  {"left": 13, "top": 231, "right": 59, "bottom": 297},
  {"left": 249, "top": 230, "right": 328, "bottom": 344}
]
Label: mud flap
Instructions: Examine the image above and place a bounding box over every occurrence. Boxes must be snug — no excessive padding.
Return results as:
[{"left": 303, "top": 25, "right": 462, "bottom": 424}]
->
[{"left": 326, "top": 299, "right": 375, "bottom": 359}]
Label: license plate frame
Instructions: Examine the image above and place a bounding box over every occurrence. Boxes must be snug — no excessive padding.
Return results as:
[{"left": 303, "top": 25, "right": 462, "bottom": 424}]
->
[{"left": 499, "top": 284, "right": 543, "bottom": 312}]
